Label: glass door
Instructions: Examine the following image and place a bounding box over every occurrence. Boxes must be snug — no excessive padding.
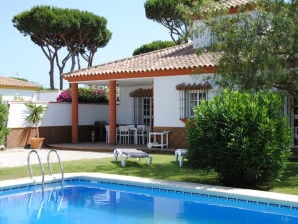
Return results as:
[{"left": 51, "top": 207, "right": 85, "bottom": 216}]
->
[{"left": 133, "top": 97, "right": 153, "bottom": 129}]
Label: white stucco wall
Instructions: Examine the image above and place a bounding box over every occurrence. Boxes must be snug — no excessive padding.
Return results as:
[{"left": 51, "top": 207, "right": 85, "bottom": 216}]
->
[
  {"left": 192, "top": 20, "right": 213, "bottom": 49},
  {"left": 116, "top": 87, "right": 134, "bottom": 124},
  {"left": 7, "top": 102, "right": 110, "bottom": 128},
  {"left": 154, "top": 74, "right": 217, "bottom": 127},
  {"left": 116, "top": 85, "right": 152, "bottom": 125},
  {"left": 79, "top": 104, "right": 109, "bottom": 125},
  {"left": 7, "top": 78, "right": 219, "bottom": 129},
  {"left": 7, "top": 85, "right": 150, "bottom": 128},
  {"left": 193, "top": 11, "right": 258, "bottom": 49},
  {"left": 36, "top": 90, "right": 61, "bottom": 102},
  {"left": 0, "top": 89, "right": 37, "bottom": 101}
]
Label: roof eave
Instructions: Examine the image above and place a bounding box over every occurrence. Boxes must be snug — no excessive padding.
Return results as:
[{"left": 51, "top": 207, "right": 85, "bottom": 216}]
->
[
  {"left": 64, "top": 66, "right": 215, "bottom": 83},
  {"left": 0, "top": 85, "right": 40, "bottom": 90}
]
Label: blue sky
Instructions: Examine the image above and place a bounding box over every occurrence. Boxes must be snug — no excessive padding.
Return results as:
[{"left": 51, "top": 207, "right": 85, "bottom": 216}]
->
[{"left": 0, "top": 0, "right": 171, "bottom": 89}]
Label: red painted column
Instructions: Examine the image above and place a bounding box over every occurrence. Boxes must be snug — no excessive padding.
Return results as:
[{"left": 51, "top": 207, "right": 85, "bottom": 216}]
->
[
  {"left": 72, "top": 83, "right": 78, "bottom": 143},
  {"left": 109, "top": 80, "right": 117, "bottom": 144}
]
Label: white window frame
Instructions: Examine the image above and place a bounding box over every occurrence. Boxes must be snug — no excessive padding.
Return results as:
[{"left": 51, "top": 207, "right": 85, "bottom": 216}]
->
[{"left": 179, "top": 89, "right": 208, "bottom": 119}]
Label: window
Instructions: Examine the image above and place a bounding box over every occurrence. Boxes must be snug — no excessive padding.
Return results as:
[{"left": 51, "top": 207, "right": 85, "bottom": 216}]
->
[
  {"left": 133, "top": 97, "right": 153, "bottom": 126},
  {"left": 176, "top": 82, "right": 211, "bottom": 120}
]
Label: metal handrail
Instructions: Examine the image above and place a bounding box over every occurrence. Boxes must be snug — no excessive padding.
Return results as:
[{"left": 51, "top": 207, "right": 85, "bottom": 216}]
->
[
  {"left": 27, "top": 150, "right": 45, "bottom": 191},
  {"left": 47, "top": 149, "right": 64, "bottom": 186}
]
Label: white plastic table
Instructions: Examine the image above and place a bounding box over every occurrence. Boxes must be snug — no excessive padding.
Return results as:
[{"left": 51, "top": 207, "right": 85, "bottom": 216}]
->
[{"left": 147, "top": 131, "right": 170, "bottom": 149}]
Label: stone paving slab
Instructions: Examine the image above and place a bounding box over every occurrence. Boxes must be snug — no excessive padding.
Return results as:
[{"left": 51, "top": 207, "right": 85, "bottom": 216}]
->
[{"left": 0, "top": 148, "right": 113, "bottom": 168}]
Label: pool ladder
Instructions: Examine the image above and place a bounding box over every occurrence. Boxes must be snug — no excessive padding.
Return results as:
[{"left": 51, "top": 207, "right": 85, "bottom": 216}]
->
[{"left": 27, "top": 149, "right": 64, "bottom": 190}]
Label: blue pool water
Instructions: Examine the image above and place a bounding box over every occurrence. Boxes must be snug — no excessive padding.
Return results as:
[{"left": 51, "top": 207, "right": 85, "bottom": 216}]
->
[{"left": 0, "top": 179, "right": 297, "bottom": 224}]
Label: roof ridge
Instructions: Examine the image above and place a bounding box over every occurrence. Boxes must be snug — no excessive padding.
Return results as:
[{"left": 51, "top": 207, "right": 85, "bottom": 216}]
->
[
  {"left": 63, "top": 42, "right": 193, "bottom": 76},
  {"left": 196, "top": 0, "right": 259, "bottom": 14},
  {"left": 63, "top": 42, "right": 216, "bottom": 79}
]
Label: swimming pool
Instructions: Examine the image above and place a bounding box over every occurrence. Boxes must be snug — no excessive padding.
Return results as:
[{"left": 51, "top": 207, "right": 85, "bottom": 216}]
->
[{"left": 0, "top": 173, "right": 298, "bottom": 224}]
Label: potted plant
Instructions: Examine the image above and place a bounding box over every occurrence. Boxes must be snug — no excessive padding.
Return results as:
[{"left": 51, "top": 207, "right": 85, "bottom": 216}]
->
[{"left": 25, "top": 102, "right": 47, "bottom": 149}]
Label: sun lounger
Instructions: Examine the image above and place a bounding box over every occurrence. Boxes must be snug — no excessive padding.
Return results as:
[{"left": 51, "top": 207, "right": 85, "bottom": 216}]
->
[
  {"left": 113, "top": 148, "right": 152, "bottom": 167},
  {"left": 175, "top": 149, "right": 188, "bottom": 167}
]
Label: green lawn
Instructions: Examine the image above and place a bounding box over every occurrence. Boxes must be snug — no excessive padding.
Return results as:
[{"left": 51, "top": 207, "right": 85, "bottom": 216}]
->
[{"left": 0, "top": 154, "right": 297, "bottom": 195}]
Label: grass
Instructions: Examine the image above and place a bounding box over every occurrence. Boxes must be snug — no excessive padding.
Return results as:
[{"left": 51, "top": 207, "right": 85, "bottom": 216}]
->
[
  {"left": 270, "top": 162, "right": 298, "bottom": 195},
  {"left": 0, "top": 154, "right": 297, "bottom": 195}
]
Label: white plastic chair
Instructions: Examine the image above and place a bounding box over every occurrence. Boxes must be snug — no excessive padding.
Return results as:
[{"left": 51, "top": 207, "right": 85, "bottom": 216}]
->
[
  {"left": 119, "top": 125, "right": 130, "bottom": 144},
  {"left": 137, "top": 125, "right": 148, "bottom": 144},
  {"left": 127, "top": 124, "right": 138, "bottom": 144},
  {"left": 175, "top": 149, "right": 188, "bottom": 168}
]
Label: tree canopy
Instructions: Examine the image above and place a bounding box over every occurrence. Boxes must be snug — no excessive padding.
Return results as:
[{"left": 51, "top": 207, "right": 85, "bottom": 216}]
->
[
  {"left": 191, "top": 0, "right": 297, "bottom": 95},
  {"left": 13, "top": 6, "right": 112, "bottom": 90},
  {"left": 144, "top": 0, "right": 192, "bottom": 44},
  {"left": 133, "top": 40, "right": 176, "bottom": 56}
]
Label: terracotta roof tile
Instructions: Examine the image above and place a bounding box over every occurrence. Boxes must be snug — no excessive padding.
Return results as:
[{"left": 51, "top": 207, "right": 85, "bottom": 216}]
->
[
  {"left": 205, "top": 0, "right": 258, "bottom": 10},
  {"left": 176, "top": 82, "right": 212, "bottom": 90},
  {"left": 129, "top": 88, "right": 153, "bottom": 98},
  {"left": 0, "top": 76, "right": 40, "bottom": 90},
  {"left": 63, "top": 43, "right": 218, "bottom": 79}
]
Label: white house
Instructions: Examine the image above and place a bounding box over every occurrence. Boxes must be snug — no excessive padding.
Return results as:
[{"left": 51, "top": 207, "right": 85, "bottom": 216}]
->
[
  {"left": 63, "top": 43, "right": 219, "bottom": 148},
  {"left": 0, "top": 76, "right": 40, "bottom": 101},
  {"left": 62, "top": 0, "right": 297, "bottom": 149}
]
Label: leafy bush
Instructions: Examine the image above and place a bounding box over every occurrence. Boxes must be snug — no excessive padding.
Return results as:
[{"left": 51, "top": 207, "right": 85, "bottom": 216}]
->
[
  {"left": 57, "top": 89, "right": 72, "bottom": 102},
  {"left": 186, "top": 89, "right": 292, "bottom": 188},
  {"left": 133, "top": 40, "right": 176, "bottom": 56},
  {"left": 0, "top": 96, "right": 9, "bottom": 145},
  {"left": 57, "top": 88, "right": 108, "bottom": 104},
  {"left": 25, "top": 102, "right": 47, "bottom": 139}
]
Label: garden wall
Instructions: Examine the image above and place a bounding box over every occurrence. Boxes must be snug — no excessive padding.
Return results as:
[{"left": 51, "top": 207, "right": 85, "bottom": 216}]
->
[{"left": 6, "top": 102, "right": 110, "bottom": 147}]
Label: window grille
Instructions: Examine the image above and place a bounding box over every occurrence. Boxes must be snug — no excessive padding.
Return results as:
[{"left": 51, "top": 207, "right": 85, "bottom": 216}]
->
[{"left": 176, "top": 83, "right": 211, "bottom": 120}]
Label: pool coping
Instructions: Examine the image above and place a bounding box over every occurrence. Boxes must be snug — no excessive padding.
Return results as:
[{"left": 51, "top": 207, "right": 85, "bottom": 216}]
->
[{"left": 1, "top": 172, "right": 298, "bottom": 210}]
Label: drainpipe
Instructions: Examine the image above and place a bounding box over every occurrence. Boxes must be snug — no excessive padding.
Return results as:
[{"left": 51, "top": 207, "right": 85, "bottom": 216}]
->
[{"left": 109, "top": 80, "right": 117, "bottom": 144}]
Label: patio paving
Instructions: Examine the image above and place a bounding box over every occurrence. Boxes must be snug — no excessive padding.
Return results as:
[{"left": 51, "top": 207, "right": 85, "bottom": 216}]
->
[
  {"left": 0, "top": 142, "right": 176, "bottom": 168},
  {"left": 0, "top": 147, "right": 113, "bottom": 168}
]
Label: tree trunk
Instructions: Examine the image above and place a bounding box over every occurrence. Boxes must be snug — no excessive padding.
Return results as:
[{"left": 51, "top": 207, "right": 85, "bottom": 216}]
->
[
  {"left": 35, "top": 124, "right": 39, "bottom": 139},
  {"left": 49, "top": 59, "right": 55, "bottom": 90},
  {"left": 56, "top": 51, "right": 71, "bottom": 90},
  {"left": 70, "top": 52, "right": 76, "bottom": 72},
  {"left": 41, "top": 45, "right": 56, "bottom": 90}
]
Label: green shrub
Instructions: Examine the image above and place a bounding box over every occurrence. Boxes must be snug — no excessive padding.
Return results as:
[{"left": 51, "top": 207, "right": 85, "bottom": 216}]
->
[
  {"left": 57, "top": 88, "right": 108, "bottom": 104},
  {"left": 133, "top": 40, "right": 176, "bottom": 56},
  {"left": 0, "top": 96, "right": 9, "bottom": 145},
  {"left": 186, "top": 89, "right": 292, "bottom": 188}
]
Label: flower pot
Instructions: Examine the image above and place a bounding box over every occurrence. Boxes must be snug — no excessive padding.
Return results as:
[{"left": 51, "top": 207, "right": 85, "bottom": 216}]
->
[{"left": 30, "top": 137, "right": 45, "bottom": 149}]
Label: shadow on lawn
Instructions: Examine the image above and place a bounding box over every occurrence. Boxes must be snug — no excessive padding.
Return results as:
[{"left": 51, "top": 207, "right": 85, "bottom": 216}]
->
[
  {"left": 271, "top": 162, "right": 298, "bottom": 187},
  {"left": 94, "top": 160, "right": 220, "bottom": 186},
  {"left": 60, "top": 156, "right": 298, "bottom": 195}
]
